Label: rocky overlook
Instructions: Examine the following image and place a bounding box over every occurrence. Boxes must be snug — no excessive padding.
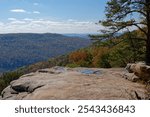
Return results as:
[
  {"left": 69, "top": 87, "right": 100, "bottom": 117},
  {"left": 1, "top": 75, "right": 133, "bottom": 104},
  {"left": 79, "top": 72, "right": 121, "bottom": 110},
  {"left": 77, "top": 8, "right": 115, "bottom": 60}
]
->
[{"left": 1, "top": 66, "right": 149, "bottom": 100}]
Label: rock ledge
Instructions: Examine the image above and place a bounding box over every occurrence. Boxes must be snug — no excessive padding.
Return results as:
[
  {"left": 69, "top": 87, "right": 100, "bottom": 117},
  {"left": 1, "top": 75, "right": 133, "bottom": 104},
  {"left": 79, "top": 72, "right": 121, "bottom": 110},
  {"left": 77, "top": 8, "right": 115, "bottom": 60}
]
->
[{"left": 1, "top": 67, "right": 149, "bottom": 100}]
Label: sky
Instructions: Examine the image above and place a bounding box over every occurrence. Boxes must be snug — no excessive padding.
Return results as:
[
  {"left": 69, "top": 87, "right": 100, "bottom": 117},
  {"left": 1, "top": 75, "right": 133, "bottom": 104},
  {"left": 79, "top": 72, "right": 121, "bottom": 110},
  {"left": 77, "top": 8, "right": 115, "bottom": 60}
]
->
[{"left": 0, "top": 0, "right": 108, "bottom": 34}]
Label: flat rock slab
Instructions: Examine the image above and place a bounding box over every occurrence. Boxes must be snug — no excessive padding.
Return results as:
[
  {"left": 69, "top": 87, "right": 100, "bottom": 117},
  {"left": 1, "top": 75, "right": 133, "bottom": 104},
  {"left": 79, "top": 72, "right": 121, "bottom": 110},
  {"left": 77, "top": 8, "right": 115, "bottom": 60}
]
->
[{"left": 1, "top": 67, "right": 149, "bottom": 100}]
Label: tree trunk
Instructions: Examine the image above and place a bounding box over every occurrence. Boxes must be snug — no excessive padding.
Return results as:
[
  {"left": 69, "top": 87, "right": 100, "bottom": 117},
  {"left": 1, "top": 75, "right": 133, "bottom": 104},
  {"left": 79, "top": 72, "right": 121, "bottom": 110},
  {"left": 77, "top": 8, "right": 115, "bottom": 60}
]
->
[
  {"left": 146, "top": 0, "right": 150, "bottom": 65},
  {"left": 146, "top": 34, "right": 150, "bottom": 65}
]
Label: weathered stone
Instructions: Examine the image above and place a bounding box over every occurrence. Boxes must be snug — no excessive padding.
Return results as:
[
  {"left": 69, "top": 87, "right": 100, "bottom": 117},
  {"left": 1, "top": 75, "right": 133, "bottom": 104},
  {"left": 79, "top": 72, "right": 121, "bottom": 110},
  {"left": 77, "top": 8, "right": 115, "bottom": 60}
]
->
[
  {"left": 126, "top": 62, "right": 150, "bottom": 81},
  {"left": 10, "top": 79, "right": 45, "bottom": 93},
  {"left": 123, "top": 73, "right": 140, "bottom": 82},
  {"left": 1, "top": 86, "right": 17, "bottom": 99},
  {"left": 1, "top": 67, "right": 149, "bottom": 100}
]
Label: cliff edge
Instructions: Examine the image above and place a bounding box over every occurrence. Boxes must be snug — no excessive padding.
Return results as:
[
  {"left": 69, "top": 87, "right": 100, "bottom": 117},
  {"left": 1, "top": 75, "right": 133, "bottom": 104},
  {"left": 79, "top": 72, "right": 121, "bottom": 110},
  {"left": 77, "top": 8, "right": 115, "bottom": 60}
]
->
[{"left": 1, "top": 67, "right": 149, "bottom": 100}]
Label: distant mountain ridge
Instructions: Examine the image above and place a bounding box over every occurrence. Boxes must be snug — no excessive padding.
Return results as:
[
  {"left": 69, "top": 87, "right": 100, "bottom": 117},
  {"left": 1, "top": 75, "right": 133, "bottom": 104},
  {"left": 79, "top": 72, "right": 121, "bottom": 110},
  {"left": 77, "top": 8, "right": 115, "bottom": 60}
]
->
[
  {"left": 0, "top": 33, "right": 91, "bottom": 73},
  {"left": 64, "top": 33, "right": 90, "bottom": 39}
]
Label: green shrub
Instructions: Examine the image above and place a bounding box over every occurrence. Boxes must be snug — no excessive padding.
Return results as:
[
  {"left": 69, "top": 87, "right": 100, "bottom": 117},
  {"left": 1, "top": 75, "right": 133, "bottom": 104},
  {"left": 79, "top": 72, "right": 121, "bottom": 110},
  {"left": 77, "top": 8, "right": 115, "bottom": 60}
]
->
[
  {"left": 66, "top": 63, "right": 80, "bottom": 68},
  {"left": 0, "top": 71, "right": 23, "bottom": 93},
  {"left": 0, "top": 79, "right": 6, "bottom": 93},
  {"left": 99, "top": 54, "right": 111, "bottom": 68}
]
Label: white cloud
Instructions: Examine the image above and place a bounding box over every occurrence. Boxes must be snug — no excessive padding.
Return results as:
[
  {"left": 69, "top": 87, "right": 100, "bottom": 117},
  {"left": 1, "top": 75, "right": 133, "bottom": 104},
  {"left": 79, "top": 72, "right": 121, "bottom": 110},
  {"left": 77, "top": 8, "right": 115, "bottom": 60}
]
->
[
  {"left": 23, "top": 18, "right": 33, "bottom": 21},
  {"left": 10, "top": 20, "right": 26, "bottom": 24},
  {"left": 33, "top": 11, "right": 40, "bottom": 14},
  {"left": 10, "top": 9, "right": 26, "bottom": 13},
  {"left": 10, "top": 9, "right": 40, "bottom": 14},
  {"left": 8, "top": 18, "right": 17, "bottom": 21},
  {"left": 0, "top": 19, "right": 101, "bottom": 34},
  {"left": 0, "top": 22, "right": 4, "bottom": 26},
  {"left": 67, "top": 19, "right": 77, "bottom": 22},
  {"left": 33, "top": 3, "right": 39, "bottom": 6}
]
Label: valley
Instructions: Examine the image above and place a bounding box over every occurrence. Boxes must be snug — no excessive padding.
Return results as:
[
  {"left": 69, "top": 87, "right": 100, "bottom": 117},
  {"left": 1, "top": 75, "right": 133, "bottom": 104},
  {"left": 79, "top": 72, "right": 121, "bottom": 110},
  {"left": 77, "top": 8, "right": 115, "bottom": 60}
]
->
[{"left": 0, "top": 33, "right": 91, "bottom": 73}]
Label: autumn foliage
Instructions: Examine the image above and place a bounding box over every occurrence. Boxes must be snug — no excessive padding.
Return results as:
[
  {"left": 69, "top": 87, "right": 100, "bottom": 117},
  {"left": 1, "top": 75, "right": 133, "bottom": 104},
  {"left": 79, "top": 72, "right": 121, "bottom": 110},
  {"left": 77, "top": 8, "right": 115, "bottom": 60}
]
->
[
  {"left": 68, "top": 29, "right": 145, "bottom": 68},
  {"left": 69, "top": 50, "right": 92, "bottom": 67},
  {"left": 68, "top": 47, "right": 111, "bottom": 68}
]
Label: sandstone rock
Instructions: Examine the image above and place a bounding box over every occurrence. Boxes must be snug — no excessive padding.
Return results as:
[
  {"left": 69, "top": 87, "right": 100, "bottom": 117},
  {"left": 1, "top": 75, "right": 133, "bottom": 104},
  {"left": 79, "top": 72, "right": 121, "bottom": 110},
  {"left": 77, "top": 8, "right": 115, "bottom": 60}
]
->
[
  {"left": 123, "top": 73, "right": 140, "bottom": 82},
  {"left": 0, "top": 67, "right": 149, "bottom": 100},
  {"left": 126, "top": 62, "right": 150, "bottom": 81},
  {"left": 37, "top": 66, "right": 67, "bottom": 74},
  {"left": 1, "top": 86, "right": 17, "bottom": 99}
]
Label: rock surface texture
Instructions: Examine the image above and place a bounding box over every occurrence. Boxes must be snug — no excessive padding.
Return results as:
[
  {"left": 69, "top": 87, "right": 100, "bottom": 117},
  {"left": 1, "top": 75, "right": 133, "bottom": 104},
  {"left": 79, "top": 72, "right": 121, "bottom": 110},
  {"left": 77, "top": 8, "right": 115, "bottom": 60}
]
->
[
  {"left": 125, "top": 62, "right": 150, "bottom": 82},
  {"left": 1, "top": 66, "right": 149, "bottom": 100}
]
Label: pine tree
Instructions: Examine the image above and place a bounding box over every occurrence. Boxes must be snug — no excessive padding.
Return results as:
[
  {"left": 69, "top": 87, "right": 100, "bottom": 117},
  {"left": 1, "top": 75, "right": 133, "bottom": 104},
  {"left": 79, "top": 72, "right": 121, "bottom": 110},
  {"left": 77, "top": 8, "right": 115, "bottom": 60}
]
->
[{"left": 98, "top": 0, "right": 150, "bottom": 65}]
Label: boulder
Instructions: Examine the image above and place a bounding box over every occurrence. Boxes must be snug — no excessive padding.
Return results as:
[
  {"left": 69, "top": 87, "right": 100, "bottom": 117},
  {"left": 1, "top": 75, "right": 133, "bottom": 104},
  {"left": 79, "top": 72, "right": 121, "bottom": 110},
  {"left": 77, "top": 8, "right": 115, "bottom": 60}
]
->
[
  {"left": 123, "top": 73, "right": 140, "bottom": 82},
  {"left": 126, "top": 62, "right": 150, "bottom": 81},
  {"left": 1, "top": 86, "right": 18, "bottom": 100}
]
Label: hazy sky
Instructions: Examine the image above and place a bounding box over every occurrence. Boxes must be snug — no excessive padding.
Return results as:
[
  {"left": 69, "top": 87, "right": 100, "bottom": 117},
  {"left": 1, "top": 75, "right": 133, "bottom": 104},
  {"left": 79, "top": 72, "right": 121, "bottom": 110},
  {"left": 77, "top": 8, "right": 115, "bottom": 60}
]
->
[{"left": 0, "top": 0, "right": 108, "bottom": 34}]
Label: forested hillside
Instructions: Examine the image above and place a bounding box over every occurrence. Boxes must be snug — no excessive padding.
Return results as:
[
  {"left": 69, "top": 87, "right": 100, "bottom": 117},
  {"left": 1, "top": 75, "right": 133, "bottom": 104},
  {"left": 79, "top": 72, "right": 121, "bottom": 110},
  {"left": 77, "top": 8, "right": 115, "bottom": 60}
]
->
[
  {"left": 0, "top": 33, "right": 91, "bottom": 73},
  {"left": 67, "top": 30, "right": 146, "bottom": 68}
]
